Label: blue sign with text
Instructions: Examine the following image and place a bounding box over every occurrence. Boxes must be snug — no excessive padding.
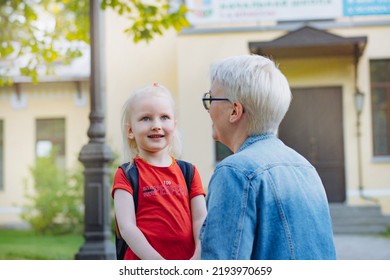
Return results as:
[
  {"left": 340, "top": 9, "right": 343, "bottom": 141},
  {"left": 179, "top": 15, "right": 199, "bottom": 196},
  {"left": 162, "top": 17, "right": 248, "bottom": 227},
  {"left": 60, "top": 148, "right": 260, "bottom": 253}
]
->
[{"left": 343, "top": 0, "right": 390, "bottom": 16}]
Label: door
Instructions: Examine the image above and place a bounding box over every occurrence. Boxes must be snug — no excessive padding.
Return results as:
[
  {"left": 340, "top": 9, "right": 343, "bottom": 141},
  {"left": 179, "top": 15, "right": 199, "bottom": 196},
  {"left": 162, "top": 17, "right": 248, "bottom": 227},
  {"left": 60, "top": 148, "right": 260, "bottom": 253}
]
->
[{"left": 278, "top": 87, "right": 345, "bottom": 202}]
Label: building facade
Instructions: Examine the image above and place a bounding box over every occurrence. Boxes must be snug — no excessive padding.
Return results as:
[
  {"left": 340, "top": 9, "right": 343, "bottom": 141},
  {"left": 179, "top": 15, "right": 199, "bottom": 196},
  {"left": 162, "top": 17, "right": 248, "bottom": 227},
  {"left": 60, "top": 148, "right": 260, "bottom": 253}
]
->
[
  {"left": 175, "top": 22, "right": 390, "bottom": 213},
  {"left": 1, "top": 0, "right": 390, "bottom": 227}
]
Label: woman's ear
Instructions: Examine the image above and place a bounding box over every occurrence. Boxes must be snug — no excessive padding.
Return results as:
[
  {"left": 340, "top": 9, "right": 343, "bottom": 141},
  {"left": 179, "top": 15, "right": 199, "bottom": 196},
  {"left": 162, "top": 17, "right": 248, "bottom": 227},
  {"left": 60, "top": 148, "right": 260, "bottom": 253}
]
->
[{"left": 229, "top": 102, "right": 244, "bottom": 123}]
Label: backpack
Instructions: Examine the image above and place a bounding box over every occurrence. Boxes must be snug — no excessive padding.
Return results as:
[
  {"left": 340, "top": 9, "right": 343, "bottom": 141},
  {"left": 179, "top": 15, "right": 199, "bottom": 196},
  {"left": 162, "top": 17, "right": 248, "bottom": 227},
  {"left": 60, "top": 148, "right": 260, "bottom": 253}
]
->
[{"left": 114, "top": 159, "right": 194, "bottom": 260}]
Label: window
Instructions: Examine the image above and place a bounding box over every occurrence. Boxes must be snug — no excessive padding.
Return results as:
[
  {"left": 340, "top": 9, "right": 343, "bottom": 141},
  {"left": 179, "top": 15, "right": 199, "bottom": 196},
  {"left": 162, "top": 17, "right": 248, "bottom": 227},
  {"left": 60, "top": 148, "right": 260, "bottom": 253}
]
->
[
  {"left": 36, "top": 118, "right": 66, "bottom": 169},
  {"left": 370, "top": 59, "right": 390, "bottom": 157},
  {"left": 215, "top": 141, "right": 232, "bottom": 162},
  {"left": 0, "top": 120, "right": 3, "bottom": 191}
]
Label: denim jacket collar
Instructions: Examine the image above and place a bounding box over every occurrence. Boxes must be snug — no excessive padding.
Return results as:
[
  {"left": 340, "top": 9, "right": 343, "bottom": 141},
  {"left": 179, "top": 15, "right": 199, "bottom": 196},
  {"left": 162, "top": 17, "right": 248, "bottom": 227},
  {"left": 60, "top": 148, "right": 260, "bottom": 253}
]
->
[{"left": 237, "top": 132, "right": 276, "bottom": 153}]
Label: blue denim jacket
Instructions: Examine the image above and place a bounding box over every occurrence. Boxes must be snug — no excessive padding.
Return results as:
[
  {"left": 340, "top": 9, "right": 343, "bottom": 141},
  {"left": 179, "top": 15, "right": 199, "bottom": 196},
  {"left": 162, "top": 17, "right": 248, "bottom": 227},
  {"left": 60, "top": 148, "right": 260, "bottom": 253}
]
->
[{"left": 200, "top": 133, "right": 336, "bottom": 260}]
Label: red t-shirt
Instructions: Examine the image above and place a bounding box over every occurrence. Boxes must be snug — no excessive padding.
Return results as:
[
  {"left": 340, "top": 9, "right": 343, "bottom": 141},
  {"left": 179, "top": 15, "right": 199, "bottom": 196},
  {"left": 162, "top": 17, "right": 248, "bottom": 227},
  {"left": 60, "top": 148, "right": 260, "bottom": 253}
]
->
[{"left": 111, "top": 157, "right": 205, "bottom": 260}]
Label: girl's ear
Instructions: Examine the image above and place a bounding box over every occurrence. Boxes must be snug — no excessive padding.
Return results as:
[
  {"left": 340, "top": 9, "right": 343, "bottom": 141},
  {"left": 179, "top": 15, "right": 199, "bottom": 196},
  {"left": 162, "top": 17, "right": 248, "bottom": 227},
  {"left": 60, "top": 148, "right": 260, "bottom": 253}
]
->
[{"left": 127, "top": 126, "right": 134, "bottom": 139}]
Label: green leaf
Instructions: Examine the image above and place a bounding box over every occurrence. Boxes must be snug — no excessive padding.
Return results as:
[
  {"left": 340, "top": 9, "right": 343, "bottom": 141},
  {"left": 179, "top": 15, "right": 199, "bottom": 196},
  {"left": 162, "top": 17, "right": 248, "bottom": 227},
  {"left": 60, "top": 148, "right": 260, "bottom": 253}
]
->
[{"left": 1, "top": 0, "right": 190, "bottom": 86}]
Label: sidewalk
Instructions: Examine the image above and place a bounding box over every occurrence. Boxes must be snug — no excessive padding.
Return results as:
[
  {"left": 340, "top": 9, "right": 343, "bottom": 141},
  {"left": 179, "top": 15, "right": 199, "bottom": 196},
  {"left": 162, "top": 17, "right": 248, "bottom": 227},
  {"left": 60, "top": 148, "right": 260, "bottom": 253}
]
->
[{"left": 334, "top": 234, "right": 390, "bottom": 260}]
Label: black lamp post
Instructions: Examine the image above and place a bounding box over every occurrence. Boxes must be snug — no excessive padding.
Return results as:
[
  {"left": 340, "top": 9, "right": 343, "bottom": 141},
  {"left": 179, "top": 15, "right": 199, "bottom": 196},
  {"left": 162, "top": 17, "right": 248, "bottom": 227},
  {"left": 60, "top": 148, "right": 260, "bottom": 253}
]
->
[{"left": 75, "top": 0, "right": 116, "bottom": 259}]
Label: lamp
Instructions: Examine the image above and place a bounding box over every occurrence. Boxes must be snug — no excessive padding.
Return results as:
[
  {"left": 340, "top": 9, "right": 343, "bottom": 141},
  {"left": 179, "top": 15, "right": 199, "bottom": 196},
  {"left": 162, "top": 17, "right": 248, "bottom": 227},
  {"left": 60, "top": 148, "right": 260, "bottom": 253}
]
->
[{"left": 354, "top": 90, "right": 365, "bottom": 114}]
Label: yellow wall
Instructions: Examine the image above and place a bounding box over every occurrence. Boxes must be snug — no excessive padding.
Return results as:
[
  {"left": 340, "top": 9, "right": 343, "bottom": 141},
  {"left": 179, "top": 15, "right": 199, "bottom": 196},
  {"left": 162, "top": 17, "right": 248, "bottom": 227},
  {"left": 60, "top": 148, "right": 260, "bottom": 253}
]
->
[
  {"left": 0, "top": 82, "right": 89, "bottom": 226},
  {"left": 335, "top": 26, "right": 390, "bottom": 212}
]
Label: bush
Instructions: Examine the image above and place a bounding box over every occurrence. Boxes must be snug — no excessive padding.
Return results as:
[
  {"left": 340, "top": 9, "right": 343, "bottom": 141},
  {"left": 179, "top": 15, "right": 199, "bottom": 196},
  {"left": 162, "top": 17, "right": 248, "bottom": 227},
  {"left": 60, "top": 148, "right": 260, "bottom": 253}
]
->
[{"left": 21, "top": 149, "right": 84, "bottom": 235}]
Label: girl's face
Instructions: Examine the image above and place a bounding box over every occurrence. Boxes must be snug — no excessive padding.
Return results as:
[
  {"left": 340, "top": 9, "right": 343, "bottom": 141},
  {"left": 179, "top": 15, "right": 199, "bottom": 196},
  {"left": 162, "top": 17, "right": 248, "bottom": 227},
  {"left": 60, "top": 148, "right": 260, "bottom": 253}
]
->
[{"left": 128, "top": 94, "right": 176, "bottom": 158}]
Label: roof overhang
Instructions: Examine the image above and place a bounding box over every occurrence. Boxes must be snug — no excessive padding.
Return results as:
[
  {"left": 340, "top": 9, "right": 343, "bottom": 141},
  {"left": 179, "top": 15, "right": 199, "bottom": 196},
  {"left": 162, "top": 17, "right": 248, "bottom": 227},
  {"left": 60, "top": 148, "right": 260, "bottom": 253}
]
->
[{"left": 249, "top": 26, "right": 367, "bottom": 61}]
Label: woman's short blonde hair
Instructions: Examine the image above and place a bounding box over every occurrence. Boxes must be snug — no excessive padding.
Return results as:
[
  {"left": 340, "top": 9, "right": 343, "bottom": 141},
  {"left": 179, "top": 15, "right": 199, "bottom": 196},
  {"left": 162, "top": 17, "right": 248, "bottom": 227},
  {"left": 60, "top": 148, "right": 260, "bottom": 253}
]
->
[{"left": 210, "top": 54, "right": 292, "bottom": 135}]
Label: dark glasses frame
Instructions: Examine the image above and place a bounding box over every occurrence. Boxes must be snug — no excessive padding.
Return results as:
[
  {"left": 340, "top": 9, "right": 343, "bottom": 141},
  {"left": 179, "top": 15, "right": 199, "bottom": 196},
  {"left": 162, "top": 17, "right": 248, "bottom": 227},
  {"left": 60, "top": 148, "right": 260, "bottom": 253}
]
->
[{"left": 202, "top": 91, "right": 230, "bottom": 110}]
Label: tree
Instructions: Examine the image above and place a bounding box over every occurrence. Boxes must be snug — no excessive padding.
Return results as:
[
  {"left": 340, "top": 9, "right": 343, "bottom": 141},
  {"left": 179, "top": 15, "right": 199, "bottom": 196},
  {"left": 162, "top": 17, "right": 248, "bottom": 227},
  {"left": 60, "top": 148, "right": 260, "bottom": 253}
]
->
[{"left": 0, "top": 0, "right": 189, "bottom": 86}]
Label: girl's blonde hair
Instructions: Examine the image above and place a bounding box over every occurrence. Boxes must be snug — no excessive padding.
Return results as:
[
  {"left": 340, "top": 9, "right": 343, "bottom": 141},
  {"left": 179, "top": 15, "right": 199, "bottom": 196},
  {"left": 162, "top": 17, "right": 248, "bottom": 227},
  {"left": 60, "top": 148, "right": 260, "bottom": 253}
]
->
[{"left": 120, "top": 83, "right": 182, "bottom": 164}]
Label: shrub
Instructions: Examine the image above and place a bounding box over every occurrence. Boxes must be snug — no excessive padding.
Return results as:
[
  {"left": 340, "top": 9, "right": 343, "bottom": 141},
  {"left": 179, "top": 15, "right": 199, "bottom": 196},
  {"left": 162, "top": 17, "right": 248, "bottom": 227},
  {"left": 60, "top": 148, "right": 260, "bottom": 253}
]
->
[{"left": 21, "top": 149, "right": 84, "bottom": 235}]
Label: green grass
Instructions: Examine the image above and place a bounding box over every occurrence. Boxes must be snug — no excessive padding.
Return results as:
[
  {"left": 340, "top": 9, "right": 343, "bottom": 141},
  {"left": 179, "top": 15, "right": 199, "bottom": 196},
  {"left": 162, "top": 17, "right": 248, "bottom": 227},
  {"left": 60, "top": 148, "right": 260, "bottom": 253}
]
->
[
  {"left": 2, "top": 228, "right": 386, "bottom": 260},
  {"left": 0, "top": 229, "right": 84, "bottom": 260}
]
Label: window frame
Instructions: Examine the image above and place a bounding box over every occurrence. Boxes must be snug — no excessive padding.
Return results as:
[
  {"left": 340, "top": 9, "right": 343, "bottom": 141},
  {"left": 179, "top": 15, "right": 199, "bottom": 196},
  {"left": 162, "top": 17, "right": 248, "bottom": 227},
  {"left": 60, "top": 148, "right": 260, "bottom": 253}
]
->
[
  {"left": 370, "top": 59, "right": 390, "bottom": 159},
  {"left": 35, "top": 118, "right": 66, "bottom": 169}
]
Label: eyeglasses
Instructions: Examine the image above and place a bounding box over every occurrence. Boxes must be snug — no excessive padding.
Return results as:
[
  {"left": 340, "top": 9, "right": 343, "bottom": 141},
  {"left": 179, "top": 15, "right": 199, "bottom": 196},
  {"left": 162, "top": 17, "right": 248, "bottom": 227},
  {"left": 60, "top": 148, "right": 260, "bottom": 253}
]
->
[{"left": 202, "top": 91, "right": 231, "bottom": 110}]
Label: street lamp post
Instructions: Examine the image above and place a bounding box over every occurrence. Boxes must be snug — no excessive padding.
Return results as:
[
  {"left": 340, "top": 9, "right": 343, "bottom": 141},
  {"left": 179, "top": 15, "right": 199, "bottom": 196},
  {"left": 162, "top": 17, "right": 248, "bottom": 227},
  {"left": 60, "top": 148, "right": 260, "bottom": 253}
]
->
[{"left": 75, "top": 0, "right": 116, "bottom": 259}]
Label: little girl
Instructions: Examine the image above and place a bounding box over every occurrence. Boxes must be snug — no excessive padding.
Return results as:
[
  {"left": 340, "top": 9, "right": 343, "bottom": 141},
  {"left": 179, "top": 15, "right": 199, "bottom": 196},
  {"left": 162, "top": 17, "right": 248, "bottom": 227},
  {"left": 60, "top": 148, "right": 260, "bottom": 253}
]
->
[{"left": 112, "top": 83, "right": 207, "bottom": 260}]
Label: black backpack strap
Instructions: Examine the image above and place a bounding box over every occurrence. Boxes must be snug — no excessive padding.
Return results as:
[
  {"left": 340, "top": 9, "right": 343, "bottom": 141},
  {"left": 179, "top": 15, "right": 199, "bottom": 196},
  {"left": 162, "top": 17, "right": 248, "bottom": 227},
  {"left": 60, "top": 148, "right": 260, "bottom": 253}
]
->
[
  {"left": 176, "top": 159, "right": 194, "bottom": 195},
  {"left": 120, "top": 162, "right": 139, "bottom": 211},
  {"left": 115, "top": 227, "right": 127, "bottom": 260},
  {"left": 115, "top": 162, "right": 139, "bottom": 260}
]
